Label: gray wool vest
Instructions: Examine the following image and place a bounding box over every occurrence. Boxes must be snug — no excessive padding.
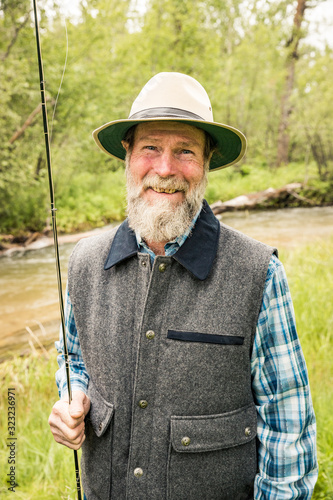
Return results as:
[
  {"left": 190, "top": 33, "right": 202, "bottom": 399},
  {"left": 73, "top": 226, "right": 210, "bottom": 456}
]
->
[{"left": 68, "top": 201, "right": 276, "bottom": 500}]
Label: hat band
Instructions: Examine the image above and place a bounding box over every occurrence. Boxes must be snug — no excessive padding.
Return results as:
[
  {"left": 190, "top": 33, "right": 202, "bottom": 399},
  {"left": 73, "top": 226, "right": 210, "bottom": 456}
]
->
[{"left": 129, "top": 107, "right": 204, "bottom": 121}]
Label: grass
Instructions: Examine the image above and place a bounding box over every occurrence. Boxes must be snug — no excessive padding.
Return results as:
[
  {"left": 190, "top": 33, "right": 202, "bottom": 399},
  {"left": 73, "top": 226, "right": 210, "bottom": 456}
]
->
[
  {"left": 0, "top": 353, "right": 81, "bottom": 499},
  {"left": 0, "top": 237, "right": 332, "bottom": 498},
  {"left": 282, "top": 239, "right": 333, "bottom": 499}
]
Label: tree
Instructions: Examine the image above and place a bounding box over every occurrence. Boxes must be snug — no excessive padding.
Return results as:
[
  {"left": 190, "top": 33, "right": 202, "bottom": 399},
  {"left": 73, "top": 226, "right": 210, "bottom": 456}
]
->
[
  {"left": 293, "top": 46, "right": 333, "bottom": 179},
  {"left": 276, "top": 0, "right": 309, "bottom": 166}
]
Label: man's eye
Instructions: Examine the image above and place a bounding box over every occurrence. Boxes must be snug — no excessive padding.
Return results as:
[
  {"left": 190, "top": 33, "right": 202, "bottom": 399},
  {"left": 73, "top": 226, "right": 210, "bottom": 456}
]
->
[
  {"left": 145, "top": 145, "right": 157, "bottom": 151},
  {"left": 181, "top": 149, "right": 194, "bottom": 155}
]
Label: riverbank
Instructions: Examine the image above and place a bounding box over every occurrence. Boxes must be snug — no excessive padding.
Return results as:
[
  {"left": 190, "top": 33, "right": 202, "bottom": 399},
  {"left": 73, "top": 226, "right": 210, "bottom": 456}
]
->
[
  {"left": 0, "top": 224, "right": 115, "bottom": 256},
  {"left": 1, "top": 177, "right": 332, "bottom": 256},
  {"left": 1, "top": 161, "right": 332, "bottom": 247}
]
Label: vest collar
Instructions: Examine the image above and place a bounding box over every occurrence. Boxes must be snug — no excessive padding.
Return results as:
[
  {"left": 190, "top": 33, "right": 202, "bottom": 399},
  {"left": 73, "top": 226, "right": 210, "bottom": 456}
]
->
[{"left": 104, "top": 200, "right": 220, "bottom": 281}]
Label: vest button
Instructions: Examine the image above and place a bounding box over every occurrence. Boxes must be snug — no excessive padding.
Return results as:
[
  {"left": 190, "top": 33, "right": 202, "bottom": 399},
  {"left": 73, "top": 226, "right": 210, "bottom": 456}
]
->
[
  {"left": 146, "top": 330, "right": 155, "bottom": 340},
  {"left": 159, "top": 263, "right": 167, "bottom": 272},
  {"left": 141, "top": 260, "right": 147, "bottom": 267},
  {"left": 134, "top": 467, "right": 143, "bottom": 478},
  {"left": 139, "top": 399, "right": 148, "bottom": 409},
  {"left": 181, "top": 436, "right": 191, "bottom": 446},
  {"left": 245, "top": 427, "right": 252, "bottom": 437}
]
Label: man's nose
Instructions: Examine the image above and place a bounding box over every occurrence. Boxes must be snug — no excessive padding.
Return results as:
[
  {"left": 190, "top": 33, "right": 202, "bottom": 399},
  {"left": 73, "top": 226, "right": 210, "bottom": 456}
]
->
[{"left": 153, "top": 150, "right": 177, "bottom": 177}]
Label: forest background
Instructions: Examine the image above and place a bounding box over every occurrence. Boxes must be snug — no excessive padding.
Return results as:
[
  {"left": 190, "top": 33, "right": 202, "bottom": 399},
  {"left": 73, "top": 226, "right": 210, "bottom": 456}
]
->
[
  {"left": 1, "top": 0, "right": 333, "bottom": 239},
  {"left": 1, "top": 0, "right": 333, "bottom": 498}
]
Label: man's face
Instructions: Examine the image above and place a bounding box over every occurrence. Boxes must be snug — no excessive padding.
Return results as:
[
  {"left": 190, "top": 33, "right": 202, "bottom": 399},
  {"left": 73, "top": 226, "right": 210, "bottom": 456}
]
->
[
  {"left": 122, "top": 121, "right": 208, "bottom": 244},
  {"left": 122, "top": 121, "right": 206, "bottom": 207}
]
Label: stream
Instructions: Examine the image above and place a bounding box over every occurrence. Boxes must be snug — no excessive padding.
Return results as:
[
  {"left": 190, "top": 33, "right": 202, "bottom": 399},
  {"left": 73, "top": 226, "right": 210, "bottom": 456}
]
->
[{"left": 1, "top": 206, "right": 333, "bottom": 361}]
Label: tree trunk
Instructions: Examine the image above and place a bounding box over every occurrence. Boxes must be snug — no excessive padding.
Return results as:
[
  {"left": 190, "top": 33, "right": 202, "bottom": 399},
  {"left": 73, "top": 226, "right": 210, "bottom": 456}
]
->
[
  {"left": 276, "top": 0, "right": 307, "bottom": 166},
  {"left": 310, "top": 133, "right": 328, "bottom": 180}
]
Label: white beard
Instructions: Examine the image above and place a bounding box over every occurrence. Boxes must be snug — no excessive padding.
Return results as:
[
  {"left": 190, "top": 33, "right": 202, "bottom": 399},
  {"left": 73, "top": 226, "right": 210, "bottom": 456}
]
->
[{"left": 125, "top": 159, "right": 207, "bottom": 243}]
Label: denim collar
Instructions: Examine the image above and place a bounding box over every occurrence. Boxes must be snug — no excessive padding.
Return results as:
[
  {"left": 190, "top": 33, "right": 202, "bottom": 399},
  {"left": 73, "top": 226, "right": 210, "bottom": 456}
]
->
[{"left": 104, "top": 200, "right": 220, "bottom": 280}]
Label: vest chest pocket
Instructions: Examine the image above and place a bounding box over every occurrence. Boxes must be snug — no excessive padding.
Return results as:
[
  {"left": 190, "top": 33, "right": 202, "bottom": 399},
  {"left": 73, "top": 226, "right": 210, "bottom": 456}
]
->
[
  {"left": 167, "top": 404, "right": 257, "bottom": 500},
  {"left": 167, "top": 330, "right": 244, "bottom": 345}
]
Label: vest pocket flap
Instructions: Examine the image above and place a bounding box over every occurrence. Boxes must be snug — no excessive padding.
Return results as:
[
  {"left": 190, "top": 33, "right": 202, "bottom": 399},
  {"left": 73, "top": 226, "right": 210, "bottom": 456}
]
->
[
  {"left": 170, "top": 403, "right": 257, "bottom": 453},
  {"left": 87, "top": 380, "right": 114, "bottom": 437},
  {"left": 167, "top": 330, "right": 244, "bottom": 345}
]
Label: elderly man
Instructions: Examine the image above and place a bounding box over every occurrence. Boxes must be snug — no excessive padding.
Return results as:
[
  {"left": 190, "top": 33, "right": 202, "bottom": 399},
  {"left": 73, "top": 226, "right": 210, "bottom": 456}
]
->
[{"left": 49, "top": 72, "right": 318, "bottom": 499}]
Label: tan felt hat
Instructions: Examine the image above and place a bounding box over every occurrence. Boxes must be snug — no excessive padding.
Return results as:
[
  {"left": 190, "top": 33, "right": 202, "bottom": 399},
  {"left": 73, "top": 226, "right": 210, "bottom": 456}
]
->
[{"left": 92, "top": 72, "right": 247, "bottom": 171}]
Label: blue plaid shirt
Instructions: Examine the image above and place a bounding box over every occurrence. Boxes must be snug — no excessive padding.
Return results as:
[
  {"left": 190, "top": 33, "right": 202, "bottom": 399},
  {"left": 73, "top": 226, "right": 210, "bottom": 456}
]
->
[{"left": 55, "top": 211, "right": 318, "bottom": 498}]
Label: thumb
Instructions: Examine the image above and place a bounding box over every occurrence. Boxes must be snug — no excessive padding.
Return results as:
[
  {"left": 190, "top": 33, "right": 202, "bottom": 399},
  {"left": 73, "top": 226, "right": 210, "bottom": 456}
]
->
[{"left": 69, "top": 391, "right": 87, "bottom": 419}]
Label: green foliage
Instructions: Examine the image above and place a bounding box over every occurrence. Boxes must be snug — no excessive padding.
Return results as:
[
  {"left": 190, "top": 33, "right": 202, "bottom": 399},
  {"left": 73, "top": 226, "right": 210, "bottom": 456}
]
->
[
  {"left": 205, "top": 161, "right": 318, "bottom": 204},
  {"left": 0, "top": 0, "right": 333, "bottom": 235},
  {"left": 55, "top": 169, "right": 127, "bottom": 232}
]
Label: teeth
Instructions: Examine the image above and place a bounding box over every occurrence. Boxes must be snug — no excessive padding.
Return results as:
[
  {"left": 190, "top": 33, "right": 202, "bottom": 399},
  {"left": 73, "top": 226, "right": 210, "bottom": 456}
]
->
[{"left": 152, "top": 188, "right": 177, "bottom": 194}]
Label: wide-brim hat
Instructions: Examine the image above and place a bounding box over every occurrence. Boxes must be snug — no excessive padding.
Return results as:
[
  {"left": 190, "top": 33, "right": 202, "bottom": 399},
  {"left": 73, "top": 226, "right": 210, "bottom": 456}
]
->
[{"left": 92, "top": 72, "right": 247, "bottom": 171}]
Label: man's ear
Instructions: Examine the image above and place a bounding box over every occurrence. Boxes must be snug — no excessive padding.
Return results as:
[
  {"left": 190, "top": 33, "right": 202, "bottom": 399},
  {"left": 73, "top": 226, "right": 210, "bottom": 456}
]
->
[{"left": 121, "top": 140, "right": 129, "bottom": 152}]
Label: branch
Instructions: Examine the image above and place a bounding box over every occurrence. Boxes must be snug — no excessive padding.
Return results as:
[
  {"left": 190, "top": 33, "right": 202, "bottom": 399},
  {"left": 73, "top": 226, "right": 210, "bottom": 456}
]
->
[
  {"left": 1, "top": 11, "right": 31, "bottom": 62},
  {"left": 9, "top": 97, "right": 55, "bottom": 144},
  {"left": 289, "top": 190, "right": 316, "bottom": 205}
]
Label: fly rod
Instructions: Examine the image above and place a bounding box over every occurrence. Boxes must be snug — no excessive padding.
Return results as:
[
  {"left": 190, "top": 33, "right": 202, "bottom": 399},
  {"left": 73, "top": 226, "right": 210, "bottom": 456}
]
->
[{"left": 32, "top": 1, "right": 82, "bottom": 498}]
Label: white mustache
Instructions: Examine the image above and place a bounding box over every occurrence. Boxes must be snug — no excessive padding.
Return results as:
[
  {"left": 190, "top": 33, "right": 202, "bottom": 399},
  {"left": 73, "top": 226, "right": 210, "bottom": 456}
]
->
[{"left": 141, "top": 174, "right": 189, "bottom": 194}]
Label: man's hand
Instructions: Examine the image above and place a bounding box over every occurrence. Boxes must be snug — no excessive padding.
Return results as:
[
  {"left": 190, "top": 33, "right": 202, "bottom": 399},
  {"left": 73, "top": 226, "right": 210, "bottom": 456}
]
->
[{"left": 48, "top": 390, "right": 91, "bottom": 450}]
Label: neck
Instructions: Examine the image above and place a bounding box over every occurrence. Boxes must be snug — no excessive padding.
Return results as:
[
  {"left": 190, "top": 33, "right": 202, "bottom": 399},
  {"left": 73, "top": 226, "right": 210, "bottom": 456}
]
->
[{"left": 145, "top": 240, "right": 167, "bottom": 256}]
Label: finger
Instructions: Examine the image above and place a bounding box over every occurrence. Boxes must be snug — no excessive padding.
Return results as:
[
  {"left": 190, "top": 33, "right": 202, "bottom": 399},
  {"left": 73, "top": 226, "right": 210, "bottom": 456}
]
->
[
  {"left": 49, "top": 417, "right": 85, "bottom": 444},
  {"left": 52, "top": 428, "right": 86, "bottom": 450},
  {"left": 51, "top": 401, "right": 85, "bottom": 429},
  {"left": 49, "top": 404, "right": 85, "bottom": 440},
  {"left": 82, "top": 395, "right": 91, "bottom": 417},
  {"left": 69, "top": 391, "right": 90, "bottom": 419},
  {"left": 51, "top": 423, "right": 85, "bottom": 444}
]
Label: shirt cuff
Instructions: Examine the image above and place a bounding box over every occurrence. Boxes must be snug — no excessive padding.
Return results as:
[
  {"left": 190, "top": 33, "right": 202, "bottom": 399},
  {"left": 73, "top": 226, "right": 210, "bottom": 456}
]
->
[{"left": 59, "top": 377, "right": 89, "bottom": 400}]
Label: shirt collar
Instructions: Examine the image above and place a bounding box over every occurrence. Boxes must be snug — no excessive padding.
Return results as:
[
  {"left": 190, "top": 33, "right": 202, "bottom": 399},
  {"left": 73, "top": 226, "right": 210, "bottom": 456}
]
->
[{"left": 104, "top": 200, "right": 220, "bottom": 280}]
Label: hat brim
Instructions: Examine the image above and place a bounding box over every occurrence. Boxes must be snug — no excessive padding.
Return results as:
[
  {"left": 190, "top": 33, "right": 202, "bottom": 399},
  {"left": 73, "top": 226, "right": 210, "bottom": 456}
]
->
[{"left": 92, "top": 117, "right": 247, "bottom": 171}]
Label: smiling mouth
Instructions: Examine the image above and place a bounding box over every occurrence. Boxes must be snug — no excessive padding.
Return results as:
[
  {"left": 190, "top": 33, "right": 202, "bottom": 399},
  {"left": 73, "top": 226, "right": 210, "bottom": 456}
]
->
[{"left": 150, "top": 187, "right": 179, "bottom": 194}]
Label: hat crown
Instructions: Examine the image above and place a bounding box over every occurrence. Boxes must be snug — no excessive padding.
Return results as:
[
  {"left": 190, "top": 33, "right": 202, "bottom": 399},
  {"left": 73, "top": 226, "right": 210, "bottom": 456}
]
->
[{"left": 129, "top": 72, "right": 214, "bottom": 122}]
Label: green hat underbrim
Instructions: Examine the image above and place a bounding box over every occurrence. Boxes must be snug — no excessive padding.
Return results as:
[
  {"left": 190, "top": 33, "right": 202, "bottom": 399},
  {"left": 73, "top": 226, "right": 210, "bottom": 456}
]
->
[{"left": 92, "top": 117, "right": 247, "bottom": 171}]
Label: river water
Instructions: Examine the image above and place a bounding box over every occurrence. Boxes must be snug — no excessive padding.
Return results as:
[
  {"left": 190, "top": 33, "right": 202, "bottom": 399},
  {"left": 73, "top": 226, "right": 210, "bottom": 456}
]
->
[{"left": 1, "top": 206, "right": 333, "bottom": 360}]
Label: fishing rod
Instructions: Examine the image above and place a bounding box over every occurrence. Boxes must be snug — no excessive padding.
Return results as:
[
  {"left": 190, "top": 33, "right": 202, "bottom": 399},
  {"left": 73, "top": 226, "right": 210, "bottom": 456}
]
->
[{"left": 32, "top": 1, "right": 82, "bottom": 498}]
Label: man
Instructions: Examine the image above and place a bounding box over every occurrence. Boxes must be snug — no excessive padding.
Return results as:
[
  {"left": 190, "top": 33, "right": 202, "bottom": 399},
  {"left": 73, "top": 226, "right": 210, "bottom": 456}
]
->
[{"left": 49, "top": 72, "right": 318, "bottom": 499}]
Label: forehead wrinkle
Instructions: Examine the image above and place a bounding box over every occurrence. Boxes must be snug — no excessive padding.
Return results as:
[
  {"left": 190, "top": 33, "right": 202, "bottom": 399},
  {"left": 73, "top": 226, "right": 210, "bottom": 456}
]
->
[{"left": 136, "top": 134, "right": 203, "bottom": 148}]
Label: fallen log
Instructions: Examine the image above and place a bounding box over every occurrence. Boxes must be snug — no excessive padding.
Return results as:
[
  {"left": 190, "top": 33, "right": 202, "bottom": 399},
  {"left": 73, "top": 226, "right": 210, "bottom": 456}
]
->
[{"left": 210, "top": 183, "right": 315, "bottom": 214}]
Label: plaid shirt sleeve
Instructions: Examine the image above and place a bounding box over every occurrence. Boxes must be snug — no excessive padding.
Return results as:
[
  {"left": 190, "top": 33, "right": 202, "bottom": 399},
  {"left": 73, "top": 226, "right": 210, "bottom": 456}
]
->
[
  {"left": 252, "top": 254, "right": 318, "bottom": 498},
  {"left": 55, "top": 284, "right": 90, "bottom": 399}
]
